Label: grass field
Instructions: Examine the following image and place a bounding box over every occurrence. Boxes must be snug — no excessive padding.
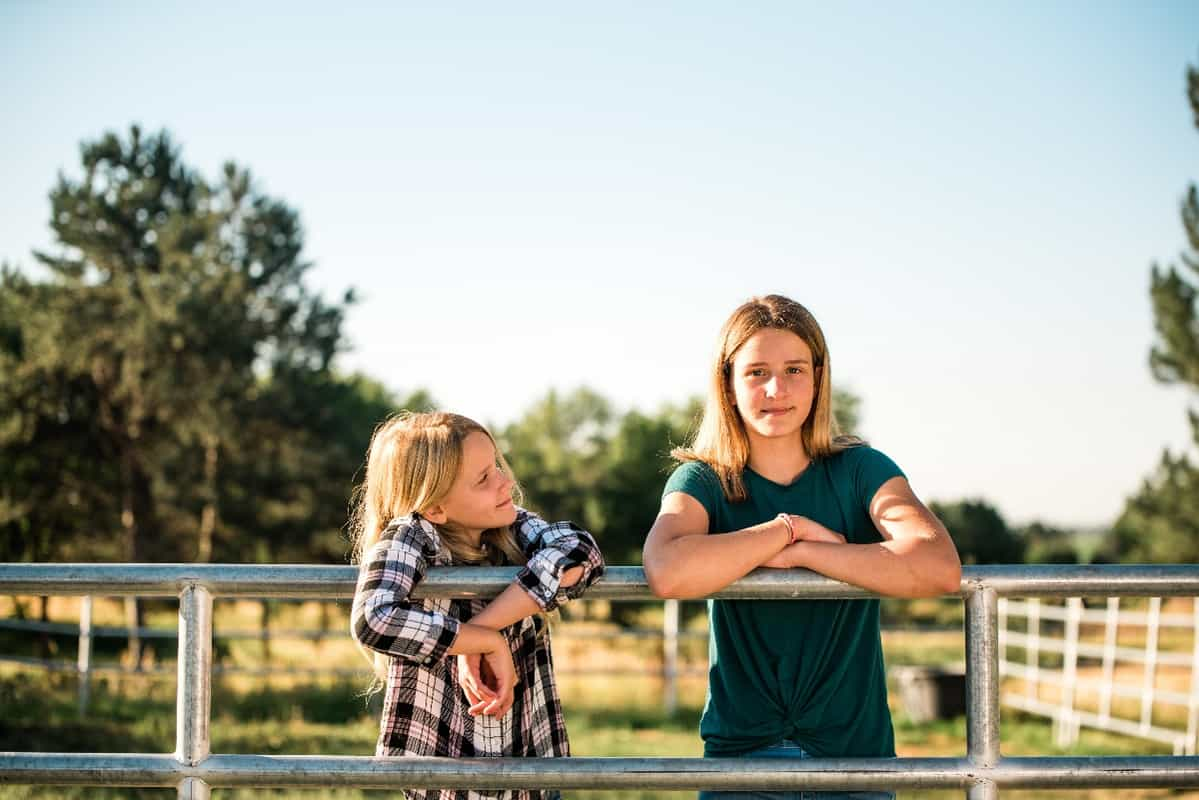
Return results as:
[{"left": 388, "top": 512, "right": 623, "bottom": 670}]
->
[{"left": 1, "top": 597, "right": 1196, "bottom": 799}]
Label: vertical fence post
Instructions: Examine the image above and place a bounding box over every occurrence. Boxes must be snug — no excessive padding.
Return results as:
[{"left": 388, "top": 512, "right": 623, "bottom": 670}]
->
[
  {"left": 76, "top": 595, "right": 93, "bottom": 716},
  {"left": 1099, "top": 597, "right": 1119, "bottom": 724},
  {"left": 965, "top": 585, "right": 1000, "bottom": 800},
  {"left": 176, "top": 584, "right": 213, "bottom": 799},
  {"left": 1027, "top": 598, "right": 1041, "bottom": 701},
  {"left": 662, "top": 598, "right": 679, "bottom": 715},
  {"left": 1186, "top": 598, "right": 1199, "bottom": 756},
  {"left": 1054, "top": 598, "right": 1081, "bottom": 746},
  {"left": 124, "top": 596, "right": 141, "bottom": 671},
  {"left": 1140, "top": 597, "right": 1162, "bottom": 736}
]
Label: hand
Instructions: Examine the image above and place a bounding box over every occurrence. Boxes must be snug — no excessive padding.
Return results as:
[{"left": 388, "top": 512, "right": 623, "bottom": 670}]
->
[
  {"left": 559, "top": 565, "right": 585, "bottom": 588},
  {"left": 761, "top": 517, "right": 846, "bottom": 568},
  {"left": 457, "top": 652, "right": 497, "bottom": 709},
  {"left": 460, "top": 636, "right": 519, "bottom": 717},
  {"left": 790, "top": 515, "right": 846, "bottom": 545}
]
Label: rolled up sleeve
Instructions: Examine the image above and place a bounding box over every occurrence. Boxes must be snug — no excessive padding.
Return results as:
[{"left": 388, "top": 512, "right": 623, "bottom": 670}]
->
[{"left": 513, "top": 509, "right": 605, "bottom": 612}]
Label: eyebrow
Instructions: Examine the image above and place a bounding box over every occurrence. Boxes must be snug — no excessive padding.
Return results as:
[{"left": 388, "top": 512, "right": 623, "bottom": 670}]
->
[{"left": 743, "top": 359, "right": 811, "bottom": 367}]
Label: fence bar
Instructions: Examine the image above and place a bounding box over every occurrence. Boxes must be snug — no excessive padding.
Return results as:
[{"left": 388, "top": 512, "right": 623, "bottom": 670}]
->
[
  {"left": 4, "top": 564, "right": 1199, "bottom": 794},
  {"left": 966, "top": 586, "right": 1000, "bottom": 769},
  {"left": 175, "top": 585, "right": 212, "bottom": 768},
  {"left": 4, "top": 564, "right": 1199, "bottom": 599},
  {"left": 4, "top": 753, "right": 1199, "bottom": 790}
]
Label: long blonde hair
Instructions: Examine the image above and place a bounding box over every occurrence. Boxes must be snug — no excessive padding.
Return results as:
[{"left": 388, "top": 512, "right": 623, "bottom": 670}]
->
[
  {"left": 672, "top": 294, "right": 861, "bottom": 502},
  {"left": 349, "top": 411, "right": 527, "bottom": 678}
]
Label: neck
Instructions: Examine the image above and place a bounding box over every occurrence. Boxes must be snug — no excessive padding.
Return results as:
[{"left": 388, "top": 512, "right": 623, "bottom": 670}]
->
[
  {"left": 745, "top": 430, "right": 810, "bottom": 485},
  {"left": 461, "top": 527, "right": 485, "bottom": 548}
]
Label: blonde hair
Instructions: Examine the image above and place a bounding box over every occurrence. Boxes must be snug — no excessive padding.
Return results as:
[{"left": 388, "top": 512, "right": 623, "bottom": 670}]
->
[
  {"left": 672, "top": 294, "right": 861, "bottom": 502},
  {"left": 349, "top": 411, "right": 527, "bottom": 678}
]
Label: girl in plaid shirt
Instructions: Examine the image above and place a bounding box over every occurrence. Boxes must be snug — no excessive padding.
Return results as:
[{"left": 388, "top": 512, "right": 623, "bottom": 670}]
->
[{"left": 350, "top": 411, "right": 604, "bottom": 800}]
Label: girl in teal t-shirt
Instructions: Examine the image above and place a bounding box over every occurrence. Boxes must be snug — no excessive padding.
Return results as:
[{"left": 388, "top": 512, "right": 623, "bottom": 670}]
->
[{"left": 643, "top": 294, "right": 962, "bottom": 800}]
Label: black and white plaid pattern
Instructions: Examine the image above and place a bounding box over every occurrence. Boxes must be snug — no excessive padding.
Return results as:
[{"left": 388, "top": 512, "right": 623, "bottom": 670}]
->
[{"left": 351, "top": 509, "right": 604, "bottom": 800}]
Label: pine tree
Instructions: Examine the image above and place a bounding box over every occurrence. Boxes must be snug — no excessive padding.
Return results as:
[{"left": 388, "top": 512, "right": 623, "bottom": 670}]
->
[{"left": 1102, "top": 62, "right": 1199, "bottom": 563}]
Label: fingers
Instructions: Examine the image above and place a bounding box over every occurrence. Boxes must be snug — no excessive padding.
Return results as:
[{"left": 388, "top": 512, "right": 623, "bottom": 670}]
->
[
  {"left": 474, "top": 648, "right": 518, "bottom": 717},
  {"left": 457, "top": 654, "right": 496, "bottom": 709}
]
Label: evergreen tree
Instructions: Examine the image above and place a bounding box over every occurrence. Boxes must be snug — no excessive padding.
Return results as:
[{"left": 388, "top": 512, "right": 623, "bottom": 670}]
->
[
  {"left": 0, "top": 126, "right": 353, "bottom": 565},
  {"left": 1102, "top": 61, "right": 1199, "bottom": 563}
]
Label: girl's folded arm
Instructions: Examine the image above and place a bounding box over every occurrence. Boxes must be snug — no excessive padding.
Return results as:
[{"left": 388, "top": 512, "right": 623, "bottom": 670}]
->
[
  {"left": 512, "top": 508, "right": 605, "bottom": 612},
  {"left": 643, "top": 491, "right": 792, "bottom": 599},
  {"left": 350, "top": 527, "right": 463, "bottom": 665}
]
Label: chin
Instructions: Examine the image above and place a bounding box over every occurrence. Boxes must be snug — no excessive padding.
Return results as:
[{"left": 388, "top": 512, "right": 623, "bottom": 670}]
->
[
  {"left": 496, "top": 503, "right": 519, "bottom": 526},
  {"left": 752, "top": 421, "right": 802, "bottom": 439}
]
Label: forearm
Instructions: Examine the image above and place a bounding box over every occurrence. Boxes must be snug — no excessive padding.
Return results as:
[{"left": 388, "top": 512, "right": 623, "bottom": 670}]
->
[
  {"left": 445, "top": 622, "right": 508, "bottom": 656},
  {"left": 469, "top": 583, "right": 543, "bottom": 630},
  {"left": 646, "top": 519, "right": 790, "bottom": 599},
  {"left": 787, "top": 537, "right": 962, "bottom": 598}
]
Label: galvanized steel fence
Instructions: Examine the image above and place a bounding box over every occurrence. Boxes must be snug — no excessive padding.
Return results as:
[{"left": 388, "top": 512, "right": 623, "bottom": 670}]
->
[{"left": 1, "top": 563, "right": 1198, "bottom": 798}]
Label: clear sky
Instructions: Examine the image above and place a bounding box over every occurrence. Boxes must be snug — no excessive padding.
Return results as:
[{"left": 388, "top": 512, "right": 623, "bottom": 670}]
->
[{"left": 3, "top": 3, "right": 1197, "bottom": 528}]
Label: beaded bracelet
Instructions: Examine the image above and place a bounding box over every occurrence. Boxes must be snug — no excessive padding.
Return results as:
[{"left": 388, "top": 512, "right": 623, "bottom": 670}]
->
[{"left": 776, "top": 512, "right": 798, "bottom": 545}]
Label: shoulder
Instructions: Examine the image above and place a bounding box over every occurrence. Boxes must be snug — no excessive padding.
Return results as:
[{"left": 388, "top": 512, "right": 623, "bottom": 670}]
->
[
  {"left": 823, "top": 444, "right": 906, "bottom": 505},
  {"left": 664, "top": 460, "right": 722, "bottom": 496},
  {"left": 377, "top": 514, "right": 443, "bottom": 559},
  {"left": 663, "top": 459, "right": 727, "bottom": 519},
  {"left": 824, "top": 444, "right": 901, "bottom": 473}
]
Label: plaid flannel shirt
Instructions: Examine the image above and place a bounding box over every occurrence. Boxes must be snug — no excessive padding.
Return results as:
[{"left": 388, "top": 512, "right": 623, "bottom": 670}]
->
[{"left": 351, "top": 508, "right": 605, "bottom": 800}]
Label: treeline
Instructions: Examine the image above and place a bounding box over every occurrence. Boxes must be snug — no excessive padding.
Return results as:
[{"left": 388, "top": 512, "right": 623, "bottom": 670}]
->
[{"left": 1, "top": 124, "right": 1190, "bottom": 576}]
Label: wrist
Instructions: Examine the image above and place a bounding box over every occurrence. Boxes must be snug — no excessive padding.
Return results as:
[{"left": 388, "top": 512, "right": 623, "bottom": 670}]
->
[{"left": 775, "top": 513, "right": 797, "bottom": 545}]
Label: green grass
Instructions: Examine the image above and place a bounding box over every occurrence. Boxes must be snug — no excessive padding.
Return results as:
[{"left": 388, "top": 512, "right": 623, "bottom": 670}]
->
[{"left": 2, "top": 667, "right": 1196, "bottom": 800}]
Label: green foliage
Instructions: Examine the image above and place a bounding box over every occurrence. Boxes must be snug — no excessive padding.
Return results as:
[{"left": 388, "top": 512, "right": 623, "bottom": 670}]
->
[
  {"left": 1018, "top": 521, "right": 1081, "bottom": 564},
  {"left": 0, "top": 126, "right": 424, "bottom": 566},
  {"left": 499, "top": 389, "right": 702, "bottom": 566},
  {"left": 1099, "top": 450, "right": 1199, "bottom": 564},
  {"left": 929, "top": 498, "right": 1024, "bottom": 565},
  {"left": 1105, "top": 60, "right": 1199, "bottom": 564}
]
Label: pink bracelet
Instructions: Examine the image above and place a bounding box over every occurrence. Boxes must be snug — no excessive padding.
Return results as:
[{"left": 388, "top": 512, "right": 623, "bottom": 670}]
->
[{"left": 776, "top": 513, "right": 797, "bottom": 545}]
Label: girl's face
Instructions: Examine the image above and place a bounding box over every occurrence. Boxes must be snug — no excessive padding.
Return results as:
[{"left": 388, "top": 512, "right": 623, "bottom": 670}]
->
[
  {"left": 728, "top": 327, "right": 817, "bottom": 444},
  {"left": 433, "top": 431, "right": 518, "bottom": 534}
]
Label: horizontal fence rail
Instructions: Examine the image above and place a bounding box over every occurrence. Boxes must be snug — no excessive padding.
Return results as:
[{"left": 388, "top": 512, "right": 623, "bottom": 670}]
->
[{"left": 2, "top": 564, "right": 1199, "bottom": 799}]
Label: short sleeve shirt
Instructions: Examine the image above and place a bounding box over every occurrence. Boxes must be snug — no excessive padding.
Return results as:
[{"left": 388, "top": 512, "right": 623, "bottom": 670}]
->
[{"left": 663, "top": 446, "right": 904, "bottom": 758}]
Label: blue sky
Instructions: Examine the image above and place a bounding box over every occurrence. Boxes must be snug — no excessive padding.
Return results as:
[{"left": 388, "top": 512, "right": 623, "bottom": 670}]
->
[{"left": 3, "top": 3, "right": 1198, "bottom": 527}]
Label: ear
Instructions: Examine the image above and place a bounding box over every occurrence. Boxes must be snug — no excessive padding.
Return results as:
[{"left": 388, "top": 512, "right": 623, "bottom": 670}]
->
[{"left": 422, "top": 504, "right": 448, "bottom": 524}]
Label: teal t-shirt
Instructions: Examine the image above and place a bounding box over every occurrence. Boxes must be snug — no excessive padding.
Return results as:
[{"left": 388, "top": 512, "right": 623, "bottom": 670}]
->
[{"left": 662, "top": 446, "right": 904, "bottom": 758}]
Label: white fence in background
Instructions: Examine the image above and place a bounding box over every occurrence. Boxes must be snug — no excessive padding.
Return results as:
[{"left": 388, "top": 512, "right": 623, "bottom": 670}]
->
[
  {"left": 0, "top": 596, "right": 703, "bottom": 714},
  {"left": 998, "top": 596, "right": 1199, "bottom": 754}
]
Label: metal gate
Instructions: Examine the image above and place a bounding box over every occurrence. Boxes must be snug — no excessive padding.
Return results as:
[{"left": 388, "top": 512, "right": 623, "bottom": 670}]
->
[{"left": 1, "top": 563, "right": 1198, "bottom": 798}]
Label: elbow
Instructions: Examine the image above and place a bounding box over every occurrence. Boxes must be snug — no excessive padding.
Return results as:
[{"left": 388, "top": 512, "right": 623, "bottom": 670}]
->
[
  {"left": 926, "top": 560, "right": 962, "bottom": 597},
  {"left": 643, "top": 558, "right": 683, "bottom": 599},
  {"left": 942, "top": 561, "right": 963, "bottom": 595}
]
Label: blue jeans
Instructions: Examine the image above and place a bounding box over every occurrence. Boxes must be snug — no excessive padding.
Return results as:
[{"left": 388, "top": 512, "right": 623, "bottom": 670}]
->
[{"left": 697, "top": 739, "right": 895, "bottom": 800}]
